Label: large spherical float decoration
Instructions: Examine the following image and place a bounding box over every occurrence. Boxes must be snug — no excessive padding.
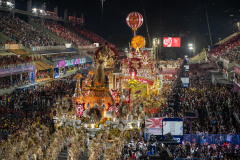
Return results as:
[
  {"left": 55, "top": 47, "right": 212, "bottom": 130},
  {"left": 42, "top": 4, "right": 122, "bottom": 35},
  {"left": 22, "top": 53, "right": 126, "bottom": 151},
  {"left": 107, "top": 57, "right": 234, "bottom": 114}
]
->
[
  {"left": 126, "top": 12, "right": 143, "bottom": 31},
  {"left": 131, "top": 35, "right": 146, "bottom": 49}
]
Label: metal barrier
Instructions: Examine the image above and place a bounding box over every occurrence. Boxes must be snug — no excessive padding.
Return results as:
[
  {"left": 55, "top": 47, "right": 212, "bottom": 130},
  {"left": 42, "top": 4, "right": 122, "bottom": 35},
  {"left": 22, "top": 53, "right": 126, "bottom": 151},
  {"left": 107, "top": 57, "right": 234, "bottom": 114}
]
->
[{"left": 183, "top": 134, "right": 240, "bottom": 145}]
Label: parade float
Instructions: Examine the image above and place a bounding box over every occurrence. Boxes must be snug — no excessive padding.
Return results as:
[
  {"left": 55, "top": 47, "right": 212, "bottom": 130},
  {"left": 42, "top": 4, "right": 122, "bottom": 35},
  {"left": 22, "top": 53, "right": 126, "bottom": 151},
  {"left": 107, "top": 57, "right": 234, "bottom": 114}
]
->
[{"left": 53, "top": 12, "right": 164, "bottom": 138}]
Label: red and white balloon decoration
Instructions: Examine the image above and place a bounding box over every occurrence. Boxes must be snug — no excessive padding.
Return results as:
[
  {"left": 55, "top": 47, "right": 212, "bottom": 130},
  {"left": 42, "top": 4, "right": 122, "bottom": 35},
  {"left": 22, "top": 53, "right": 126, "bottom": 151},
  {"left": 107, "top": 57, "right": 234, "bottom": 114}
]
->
[{"left": 126, "top": 12, "right": 144, "bottom": 31}]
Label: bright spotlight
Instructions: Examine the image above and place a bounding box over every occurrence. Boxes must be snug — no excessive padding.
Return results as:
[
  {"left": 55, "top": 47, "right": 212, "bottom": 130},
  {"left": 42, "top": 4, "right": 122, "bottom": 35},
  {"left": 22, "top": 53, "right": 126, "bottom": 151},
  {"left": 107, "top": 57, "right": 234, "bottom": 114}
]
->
[
  {"left": 188, "top": 43, "right": 193, "bottom": 47},
  {"left": 32, "top": 8, "right": 37, "bottom": 12}
]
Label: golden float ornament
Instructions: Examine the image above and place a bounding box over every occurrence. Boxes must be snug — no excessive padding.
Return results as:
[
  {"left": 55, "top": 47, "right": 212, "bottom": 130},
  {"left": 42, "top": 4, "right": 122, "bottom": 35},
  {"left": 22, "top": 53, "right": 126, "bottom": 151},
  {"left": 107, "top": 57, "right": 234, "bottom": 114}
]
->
[{"left": 131, "top": 35, "right": 146, "bottom": 49}]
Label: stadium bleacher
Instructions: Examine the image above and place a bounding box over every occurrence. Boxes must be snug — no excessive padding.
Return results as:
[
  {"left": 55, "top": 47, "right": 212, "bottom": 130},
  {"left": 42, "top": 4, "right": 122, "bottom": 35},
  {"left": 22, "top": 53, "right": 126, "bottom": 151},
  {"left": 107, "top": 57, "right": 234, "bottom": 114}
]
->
[
  {"left": 0, "top": 13, "right": 61, "bottom": 47},
  {"left": 35, "top": 19, "right": 91, "bottom": 46}
]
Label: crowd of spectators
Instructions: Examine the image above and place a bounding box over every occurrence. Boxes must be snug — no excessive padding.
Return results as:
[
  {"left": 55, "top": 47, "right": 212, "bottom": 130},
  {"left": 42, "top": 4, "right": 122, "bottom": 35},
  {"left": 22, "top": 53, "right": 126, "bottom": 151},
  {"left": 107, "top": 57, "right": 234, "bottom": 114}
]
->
[
  {"left": 158, "top": 59, "right": 183, "bottom": 68},
  {"left": 123, "top": 61, "right": 240, "bottom": 159},
  {"left": 181, "top": 64, "right": 240, "bottom": 135},
  {"left": 210, "top": 34, "right": 240, "bottom": 62},
  {"left": 0, "top": 75, "right": 76, "bottom": 142},
  {"left": 76, "top": 28, "right": 112, "bottom": 46},
  {"left": 36, "top": 71, "right": 49, "bottom": 79},
  {"left": 36, "top": 19, "right": 91, "bottom": 46},
  {"left": 0, "top": 74, "right": 30, "bottom": 89},
  {"left": 174, "top": 142, "right": 240, "bottom": 159},
  {"left": 0, "top": 55, "right": 32, "bottom": 69},
  {"left": 163, "top": 63, "right": 239, "bottom": 135},
  {"left": 0, "top": 13, "right": 60, "bottom": 47}
]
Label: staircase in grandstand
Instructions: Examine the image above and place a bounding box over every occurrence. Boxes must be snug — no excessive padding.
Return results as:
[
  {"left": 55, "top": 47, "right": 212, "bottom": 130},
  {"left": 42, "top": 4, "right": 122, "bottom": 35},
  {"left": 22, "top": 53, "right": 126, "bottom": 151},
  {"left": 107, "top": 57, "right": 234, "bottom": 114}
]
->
[{"left": 0, "top": 32, "right": 15, "bottom": 44}]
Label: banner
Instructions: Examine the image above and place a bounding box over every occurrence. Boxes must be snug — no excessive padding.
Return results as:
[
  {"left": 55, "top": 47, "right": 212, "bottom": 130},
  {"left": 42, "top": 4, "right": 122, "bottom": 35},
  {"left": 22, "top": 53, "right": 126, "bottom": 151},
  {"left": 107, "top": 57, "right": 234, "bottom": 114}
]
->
[
  {"left": 5, "top": 44, "right": 23, "bottom": 50},
  {"left": 145, "top": 117, "right": 167, "bottom": 135},
  {"left": 56, "top": 58, "right": 86, "bottom": 68},
  {"left": 163, "top": 37, "right": 181, "bottom": 47},
  {"left": 0, "top": 65, "right": 35, "bottom": 77},
  {"left": 162, "top": 118, "right": 183, "bottom": 144},
  {"left": 125, "top": 77, "right": 154, "bottom": 85}
]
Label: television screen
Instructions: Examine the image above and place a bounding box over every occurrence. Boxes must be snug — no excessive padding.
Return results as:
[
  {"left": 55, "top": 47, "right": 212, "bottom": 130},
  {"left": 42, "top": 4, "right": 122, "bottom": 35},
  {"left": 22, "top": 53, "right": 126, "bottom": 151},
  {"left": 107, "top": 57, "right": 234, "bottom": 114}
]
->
[{"left": 163, "top": 37, "right": 181, "bottom": 47}]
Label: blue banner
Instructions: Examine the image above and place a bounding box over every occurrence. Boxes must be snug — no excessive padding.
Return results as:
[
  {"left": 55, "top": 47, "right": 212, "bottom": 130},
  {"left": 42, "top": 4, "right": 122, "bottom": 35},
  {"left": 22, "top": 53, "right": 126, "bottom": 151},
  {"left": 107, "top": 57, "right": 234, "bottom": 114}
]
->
[{"left": 183, "top": 134, "right": 240, "bottom": 145}]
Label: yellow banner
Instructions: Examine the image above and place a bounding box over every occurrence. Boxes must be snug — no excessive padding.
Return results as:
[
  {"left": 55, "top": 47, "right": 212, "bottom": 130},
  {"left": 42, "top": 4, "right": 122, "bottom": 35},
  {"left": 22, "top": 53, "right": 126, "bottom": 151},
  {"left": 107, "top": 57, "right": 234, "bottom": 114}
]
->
[{"left": 5, "top": 44, "right": 23, "bottom": 50}]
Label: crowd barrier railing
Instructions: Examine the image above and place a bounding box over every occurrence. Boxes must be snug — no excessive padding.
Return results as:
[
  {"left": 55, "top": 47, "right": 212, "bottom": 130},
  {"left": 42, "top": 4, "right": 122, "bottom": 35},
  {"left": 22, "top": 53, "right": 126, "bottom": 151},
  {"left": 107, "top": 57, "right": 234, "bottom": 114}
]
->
[
  {"left": 0, "top": 62, "right": 32, "bottom": 70},
  {"left": 183, "top": 134, "right": 240, "bottom": 145}
]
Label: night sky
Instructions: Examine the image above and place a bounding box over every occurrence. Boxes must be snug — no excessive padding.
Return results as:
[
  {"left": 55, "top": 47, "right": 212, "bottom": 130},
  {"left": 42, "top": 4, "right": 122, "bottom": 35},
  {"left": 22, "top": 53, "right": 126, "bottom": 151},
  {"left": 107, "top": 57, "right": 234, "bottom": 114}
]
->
[{"left": 19, "top": 0, "right": 240, "bottom": 57}]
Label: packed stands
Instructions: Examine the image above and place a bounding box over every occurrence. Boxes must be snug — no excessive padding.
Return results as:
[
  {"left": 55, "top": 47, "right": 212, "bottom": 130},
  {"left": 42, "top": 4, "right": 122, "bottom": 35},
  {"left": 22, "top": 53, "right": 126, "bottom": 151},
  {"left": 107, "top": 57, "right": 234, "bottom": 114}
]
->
[
  {"left": 76, "top": 28, "right": 112, "bottom": 46},
  {"left": 35, "top": 19, "right": 91, "bottom": 46},
  {"left": 0, "top": 13, "right": 61, "bottom": 47},
  {"left": 210, "top": 34, "right": 240, "bottom": 62},
  {"left": 0, "top": 55, "right": 31, "bottom": 69},
  {"left": 0, "top": 74, "right": 30, "bottom": 89}
]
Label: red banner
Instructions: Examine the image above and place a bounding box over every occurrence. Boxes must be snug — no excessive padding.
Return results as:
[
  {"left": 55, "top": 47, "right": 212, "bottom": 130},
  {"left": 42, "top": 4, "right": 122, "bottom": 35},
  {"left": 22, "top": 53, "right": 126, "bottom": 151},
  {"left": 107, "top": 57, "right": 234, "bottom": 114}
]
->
[{"left": 163, "top": 37, "right": 181, "bottom": 47}]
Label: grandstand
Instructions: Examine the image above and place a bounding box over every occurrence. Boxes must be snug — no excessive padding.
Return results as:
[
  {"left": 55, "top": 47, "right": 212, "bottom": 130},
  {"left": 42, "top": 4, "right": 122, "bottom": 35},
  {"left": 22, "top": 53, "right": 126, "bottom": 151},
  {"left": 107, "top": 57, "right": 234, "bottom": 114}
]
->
[
  {"left": 76, "top": 28, "right": 112, "bottom": 46},
  {"left": 0, "top": 1, "right": 116, "bottom": 90}
]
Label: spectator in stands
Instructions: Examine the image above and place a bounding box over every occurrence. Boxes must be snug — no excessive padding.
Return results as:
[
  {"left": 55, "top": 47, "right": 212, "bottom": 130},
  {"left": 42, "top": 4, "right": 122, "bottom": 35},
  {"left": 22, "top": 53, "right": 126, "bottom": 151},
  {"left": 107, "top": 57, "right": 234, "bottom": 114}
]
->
[
  {"left": 35, "top": 19, "right": 91, "bottom": 46},
  {"left": 0, "top": 13, "right": 61, "bottom": 47}
]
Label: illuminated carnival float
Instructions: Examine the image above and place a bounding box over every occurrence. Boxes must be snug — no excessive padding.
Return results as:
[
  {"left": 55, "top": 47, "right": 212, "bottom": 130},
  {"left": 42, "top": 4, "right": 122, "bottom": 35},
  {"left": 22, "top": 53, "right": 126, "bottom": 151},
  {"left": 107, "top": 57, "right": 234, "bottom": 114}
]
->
[{"left": 53, "top": 12, "right": 163, "bottom": 137}]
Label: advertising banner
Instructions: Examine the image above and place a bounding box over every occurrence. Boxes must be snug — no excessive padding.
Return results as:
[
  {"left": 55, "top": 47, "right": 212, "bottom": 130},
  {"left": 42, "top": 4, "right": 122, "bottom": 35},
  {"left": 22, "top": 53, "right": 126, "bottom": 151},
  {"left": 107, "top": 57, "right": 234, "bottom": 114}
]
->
[
  {"left": 0, "top": 65, "right": 35, "bottom": 77},
  {"left": 30, "top": 71, "right": 35, "bottom": 83},
  {"left": 56, "top": 58, "right": 86, "bottom": 68},
  {"left": 162, "top": 118, "right": 184, "bottom": 144},
  {"left": 163, "top": 37, "right": 181, "bottom": 47},
  {"left": 4, "top": 44, "right": 23, "bottom": 50}
]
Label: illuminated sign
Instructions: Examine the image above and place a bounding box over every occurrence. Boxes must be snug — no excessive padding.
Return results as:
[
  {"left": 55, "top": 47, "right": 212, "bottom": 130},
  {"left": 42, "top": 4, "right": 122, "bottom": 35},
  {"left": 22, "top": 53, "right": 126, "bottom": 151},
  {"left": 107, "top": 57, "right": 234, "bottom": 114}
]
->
[{"left": 163, "top": 37, "right": 181, "bottom": 47}]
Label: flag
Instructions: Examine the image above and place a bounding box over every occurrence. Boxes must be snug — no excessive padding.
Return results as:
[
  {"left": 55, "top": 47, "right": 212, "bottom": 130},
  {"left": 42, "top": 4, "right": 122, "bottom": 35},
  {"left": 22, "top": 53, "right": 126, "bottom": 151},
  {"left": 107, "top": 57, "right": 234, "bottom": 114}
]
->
[{"left": 145, "top": 118, "right": 167, "bottom": 128}]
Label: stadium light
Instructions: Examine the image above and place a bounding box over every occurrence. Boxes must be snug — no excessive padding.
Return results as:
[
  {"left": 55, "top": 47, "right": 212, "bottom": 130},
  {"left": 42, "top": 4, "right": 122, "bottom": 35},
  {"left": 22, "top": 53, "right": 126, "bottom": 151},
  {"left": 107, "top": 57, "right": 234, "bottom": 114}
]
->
[
  {"left": 188, "top": 43, "right": 193, "bottom": 50},
  {"left": 32, "top": 8, "right": 37, "bottom": 12},
  {"left": 237, "top": 22, "right": 240, "bottom": 31},
  {"left": 153, "top": 38, "right": 159, "bottom": 47}
]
